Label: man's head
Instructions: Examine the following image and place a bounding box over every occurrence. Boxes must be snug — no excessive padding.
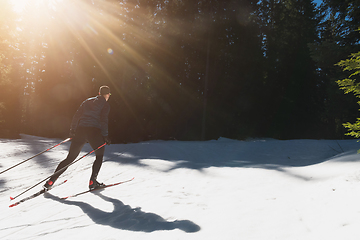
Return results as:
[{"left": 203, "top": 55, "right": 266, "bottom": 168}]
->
[{"left": 99, "top": 86, "right": 111, "bottom": 101}]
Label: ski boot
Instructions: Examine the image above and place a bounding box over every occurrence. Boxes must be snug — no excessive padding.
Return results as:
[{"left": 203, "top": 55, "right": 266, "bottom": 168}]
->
[
  {"left": 89, "top": 179, "right": 105, "bottom": 190},
  {"left": 43, "top": 179, "right": 55, "bottom": 190}
]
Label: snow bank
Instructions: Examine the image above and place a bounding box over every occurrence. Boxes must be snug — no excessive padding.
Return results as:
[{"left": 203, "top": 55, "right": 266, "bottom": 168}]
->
[{"left": 1, "top": 136, "right": 360, "bottom": 239}]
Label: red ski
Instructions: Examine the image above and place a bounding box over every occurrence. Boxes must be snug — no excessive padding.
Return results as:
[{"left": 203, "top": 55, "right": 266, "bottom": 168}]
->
[
  {"left": 9, "top": 180, "right": 67, "bottom": 208},
  {"left": 61, "top": 177, "right": 134, "bottom": 200}
]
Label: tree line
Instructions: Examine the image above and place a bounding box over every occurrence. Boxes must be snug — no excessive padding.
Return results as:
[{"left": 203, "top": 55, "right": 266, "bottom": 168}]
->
[{"left": 0, "top": 0, "right": 359, "bottom": 142}]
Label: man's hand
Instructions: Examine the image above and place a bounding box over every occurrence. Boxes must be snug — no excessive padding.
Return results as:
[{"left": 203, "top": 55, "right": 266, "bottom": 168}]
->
[{"left": 104, "top": 136, "right": 111, "bottom": 145}]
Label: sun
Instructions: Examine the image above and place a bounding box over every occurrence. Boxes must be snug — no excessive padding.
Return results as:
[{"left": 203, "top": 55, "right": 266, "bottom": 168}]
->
[
  {"left": 9, "top": 0, "right": 62, "bottom": 13},
  {"left": 9, "top": 0, "right": 27, "bottom": 12}
]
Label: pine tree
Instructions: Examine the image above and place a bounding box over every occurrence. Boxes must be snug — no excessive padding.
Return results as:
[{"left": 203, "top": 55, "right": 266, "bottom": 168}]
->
[
  {"left": 0, "top": 0, "right": 22, "bottom": 138},
  {"left": 337, "top": 49, "right": 360, "bottom": 138},
  {"left": 310, "top": 0, "right": 360, "bottom": 138},
  {"left": 254, "top": 0, "right": 320, "bottom": 138}
]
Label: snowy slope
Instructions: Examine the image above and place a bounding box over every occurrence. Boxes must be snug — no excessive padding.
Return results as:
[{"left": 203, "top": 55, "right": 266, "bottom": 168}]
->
[{"left": 1, "top": 135, "right": 360, "bottom": 240}]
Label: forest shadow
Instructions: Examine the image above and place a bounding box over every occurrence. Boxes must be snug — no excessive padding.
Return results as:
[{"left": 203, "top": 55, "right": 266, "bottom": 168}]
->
[
  {"left": 103, "top": 139, "right": 360, "bottom": 172},
  {"left": 44, "top": 192, "right": 200, "bottom": 233}
]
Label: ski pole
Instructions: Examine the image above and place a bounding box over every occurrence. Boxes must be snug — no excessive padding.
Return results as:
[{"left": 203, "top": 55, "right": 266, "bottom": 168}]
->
[
  {"left": 0, "top": 138, "right": 72, "bottom": 175},
  {"left": 10, "top": 143, "right": 107, "bottom": 200}
]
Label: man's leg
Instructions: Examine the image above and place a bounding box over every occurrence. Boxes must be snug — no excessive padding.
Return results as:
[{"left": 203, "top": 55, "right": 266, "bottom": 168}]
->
[
  {"left": 87, "top": 128, "right": 106, "bottom": 181},
  {"left": 48, "top": 130, "right": 87, "bottom": 183},
  {"left": 90, "top": 155, "right": 103, "bottom": 181}
]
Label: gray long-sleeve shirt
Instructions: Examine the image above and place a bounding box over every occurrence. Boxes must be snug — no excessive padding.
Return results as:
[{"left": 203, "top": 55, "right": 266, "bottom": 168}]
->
[{"left": 70, "top": 95, "right": 110, "bottom": 136}]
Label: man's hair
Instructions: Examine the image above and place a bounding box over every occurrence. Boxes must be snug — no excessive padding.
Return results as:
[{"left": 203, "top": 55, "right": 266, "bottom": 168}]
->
[{"left": 99, "top": 86, "right": 110, "bottom": 95}]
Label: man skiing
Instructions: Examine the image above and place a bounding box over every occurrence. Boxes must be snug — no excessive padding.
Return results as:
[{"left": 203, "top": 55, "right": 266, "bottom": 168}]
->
[{"left": 44, "top": 86, "right": 111, "bottom": 190}]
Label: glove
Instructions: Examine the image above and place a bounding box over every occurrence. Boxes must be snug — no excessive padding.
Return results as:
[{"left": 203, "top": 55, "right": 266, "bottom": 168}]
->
[
  {"left": 69, "top": 129, "right": 76, "bottom": 138},
  {"left": 104, "top": 136, "right": 111, "bottom": 145}
]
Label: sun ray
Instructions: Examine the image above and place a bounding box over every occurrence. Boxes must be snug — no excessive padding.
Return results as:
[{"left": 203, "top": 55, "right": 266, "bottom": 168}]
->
[
  {"left": 15, "top": 0, "right": 191, "bottom": 128},
  {"left": 53, "top": 0, "right": 148, "bottom": 126}
]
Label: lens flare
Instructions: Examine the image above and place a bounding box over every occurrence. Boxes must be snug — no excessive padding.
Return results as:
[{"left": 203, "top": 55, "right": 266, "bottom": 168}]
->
[{"left": 107, "top": 48, "right": 114, "bottom": 54}]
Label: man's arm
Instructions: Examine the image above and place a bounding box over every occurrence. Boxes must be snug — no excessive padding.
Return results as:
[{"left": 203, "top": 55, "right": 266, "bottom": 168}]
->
[{"left": 70, "top": 101, "right": 85, "bottom": 133}]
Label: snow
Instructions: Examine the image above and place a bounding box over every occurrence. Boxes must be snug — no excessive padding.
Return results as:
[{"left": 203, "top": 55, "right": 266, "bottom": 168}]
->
[{"left": 1, "top": 135, "right": 360, "bottom": 239}]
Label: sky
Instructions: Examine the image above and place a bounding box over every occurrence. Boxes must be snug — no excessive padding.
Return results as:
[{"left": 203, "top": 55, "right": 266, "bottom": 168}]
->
[{"left": 314, "top": 0, "right": 323, "bottom": 6}]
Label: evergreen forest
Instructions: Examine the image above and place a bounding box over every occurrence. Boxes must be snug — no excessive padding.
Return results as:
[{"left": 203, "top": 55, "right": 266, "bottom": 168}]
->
[{"left": 1, "top": 0, "right": 360, "bottom": 142}]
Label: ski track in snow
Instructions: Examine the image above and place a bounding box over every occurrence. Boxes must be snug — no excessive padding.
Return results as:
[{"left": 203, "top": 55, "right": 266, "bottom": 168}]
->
[{"left": 1, "top": 134, "right": 360, "bottom": 239}]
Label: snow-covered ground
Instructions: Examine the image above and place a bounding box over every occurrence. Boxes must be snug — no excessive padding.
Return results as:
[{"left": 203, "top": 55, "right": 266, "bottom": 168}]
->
[{"left": 1, "top": 135, "right": 360, "bottom": 240}]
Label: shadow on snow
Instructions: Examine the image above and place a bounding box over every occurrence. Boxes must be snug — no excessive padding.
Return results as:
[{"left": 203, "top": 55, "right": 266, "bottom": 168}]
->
[
  {"left": 104, "top": 139, "right": 360, "bottom": 171},
  {"left": 44, "top": 191, "right": 200, "bottom": 233}
]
